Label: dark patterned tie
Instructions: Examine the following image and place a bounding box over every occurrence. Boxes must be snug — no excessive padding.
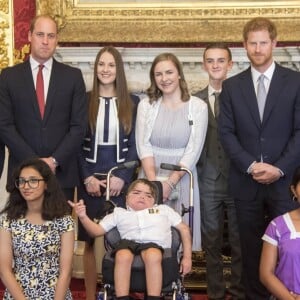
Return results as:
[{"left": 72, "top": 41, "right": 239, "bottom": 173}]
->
[
  {"left": 257, "top": 74, "right": 266, "bottom": 120},
  {"left": 214, "top": 92, "right": 220, "bottom": 118},
  {"left": 36, "top": 64, "right": 45, "bottom": 118}
]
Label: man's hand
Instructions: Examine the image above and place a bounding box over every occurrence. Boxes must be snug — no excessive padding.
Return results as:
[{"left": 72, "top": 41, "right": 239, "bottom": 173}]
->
[
  {"left": 41, "top": 157, "right": 57, "bottom": 173},
  {"left": 251, "top": 162, "right": 281, "bottom": 184}
]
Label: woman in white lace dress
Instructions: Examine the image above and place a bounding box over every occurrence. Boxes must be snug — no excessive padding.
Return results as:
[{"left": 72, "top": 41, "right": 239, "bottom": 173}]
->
[{"left": 136, "top": 53, "right": 208, "bottom": 250}]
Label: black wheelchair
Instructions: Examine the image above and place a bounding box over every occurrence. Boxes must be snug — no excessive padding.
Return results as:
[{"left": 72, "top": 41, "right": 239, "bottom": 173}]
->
[
  {"left": 100, "top": 225, "right": 186, "bottom": 300},
  {"left": 96, "top": 163, "right": 193, "bottom": 300}
]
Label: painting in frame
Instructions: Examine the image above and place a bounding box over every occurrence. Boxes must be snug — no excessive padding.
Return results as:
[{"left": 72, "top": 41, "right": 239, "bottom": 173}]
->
[{"left": 36, "top": 0, "right": 300, "bottom": 43}]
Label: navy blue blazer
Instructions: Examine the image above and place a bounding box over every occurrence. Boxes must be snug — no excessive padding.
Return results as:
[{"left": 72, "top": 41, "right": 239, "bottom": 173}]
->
[
  {"left": 79, "top": 94, "right": 140, "bottom": 184},
  {"left": 218, "top": 64, "right": 300, "bottom": 200},
  {"left": 0, "top": 59, "right": 88, "bottom": 188}
]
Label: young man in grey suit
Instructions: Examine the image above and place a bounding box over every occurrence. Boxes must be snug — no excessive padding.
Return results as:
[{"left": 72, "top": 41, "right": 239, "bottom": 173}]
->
[
  {"left": 0, "top": 15, "right": 87, "bottom": 199},
  {"left": 195, "top": 43, "right": 244, "bottom": 300},
  {"left": 219, "top": 17, "right": 300, "bottom": 299}
]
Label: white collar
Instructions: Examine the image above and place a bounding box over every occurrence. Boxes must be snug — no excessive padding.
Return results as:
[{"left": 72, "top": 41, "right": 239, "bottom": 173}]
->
[{"left": 251, "top": 61, "right": 275, "bottom": 83}]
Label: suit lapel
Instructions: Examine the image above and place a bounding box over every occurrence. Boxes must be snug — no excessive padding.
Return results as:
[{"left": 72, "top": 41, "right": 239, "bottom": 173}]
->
[
  {"left": 239, "top": 68, "right": 261, "bottom": 128},
  {"left": 43, "top": 59, "right": 58, "bottom": 122},
  {"left": 262, "top": 64, "right": 285, "bottom": 125}
]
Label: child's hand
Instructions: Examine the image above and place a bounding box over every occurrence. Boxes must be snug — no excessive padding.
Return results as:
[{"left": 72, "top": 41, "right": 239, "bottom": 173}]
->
[
  {"left": 68, "top": 199, "right": 87, "bottom": 218},
  {"left": 180, "top": 256, "right": 192, "bottom": 275}
]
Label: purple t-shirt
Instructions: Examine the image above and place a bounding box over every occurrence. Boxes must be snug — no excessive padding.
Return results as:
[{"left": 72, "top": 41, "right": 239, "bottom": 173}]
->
[{"left": 262, "top": 213, "right": 300, "bottom": 294}]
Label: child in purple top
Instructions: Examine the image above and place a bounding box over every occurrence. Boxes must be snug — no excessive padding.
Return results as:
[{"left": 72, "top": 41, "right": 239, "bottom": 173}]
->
[{"left": 260, "top": 166, "right": 300, "bottom": 300}]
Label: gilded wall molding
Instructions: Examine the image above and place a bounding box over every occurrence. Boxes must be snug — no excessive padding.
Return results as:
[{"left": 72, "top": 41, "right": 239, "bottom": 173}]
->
[
  {"left": 36, "top": 0, "right": 300, "bottom": 43},
  {"left": 14, "top": 44, "right": 31, "bottom": 65},
  {"left": 0, "top": 0, "right": 9, "bottom": 13},
  {"left": 0, "top": 0, "right": 10, "bottom": 71}
]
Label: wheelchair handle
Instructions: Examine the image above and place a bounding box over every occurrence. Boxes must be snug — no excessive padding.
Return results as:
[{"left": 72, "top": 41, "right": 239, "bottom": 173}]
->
[
  {"left": 160, "top": 163, "right": 194, "bottom": 236},
  {"left": 106, "top": 160, "right": 139, "bottom": 202}
]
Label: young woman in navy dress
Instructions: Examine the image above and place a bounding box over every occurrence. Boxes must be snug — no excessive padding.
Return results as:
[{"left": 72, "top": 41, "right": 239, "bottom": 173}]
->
[{"left": 77, "top": 46, "right": 139, "bottom": 300}]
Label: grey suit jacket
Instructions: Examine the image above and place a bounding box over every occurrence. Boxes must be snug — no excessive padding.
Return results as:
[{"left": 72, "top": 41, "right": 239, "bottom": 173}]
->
[
  {"left": 194, "top": 86, "right": 229, "bottom": 181},
  {"left": 0, "top": 59, "right": 88, "bottom": 188}
]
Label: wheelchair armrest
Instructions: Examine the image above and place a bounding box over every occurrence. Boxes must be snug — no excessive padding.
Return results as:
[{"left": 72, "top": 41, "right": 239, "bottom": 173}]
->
[
  {"left": 104, "top": 227, "right": 121, "bottom": 250},
  {"left": 171, "top": 227, "right": 181, "bottom": 255}
]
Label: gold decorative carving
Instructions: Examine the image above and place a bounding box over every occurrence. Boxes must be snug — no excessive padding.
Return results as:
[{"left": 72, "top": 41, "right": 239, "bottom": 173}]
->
[
  {"left": 0, "top": 0, "right": 9, "bottom": 14},
  {"left": 0, "top": 21, "right": 9, "bottom": 71},
  {"left": 36, "top": 0, "right": 300, "bottom": 43},
  {"left": 13, "top": 44, "right": 31, "bottom": 65}
]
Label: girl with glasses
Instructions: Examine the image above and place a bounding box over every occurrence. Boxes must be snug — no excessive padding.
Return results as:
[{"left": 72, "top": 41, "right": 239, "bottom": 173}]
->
[{"left": 0, "top": 158, "right": 74, "bottom": 299}]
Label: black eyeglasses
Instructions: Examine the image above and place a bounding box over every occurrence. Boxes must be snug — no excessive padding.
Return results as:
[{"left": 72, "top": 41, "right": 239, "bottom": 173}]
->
[{"left": 15, "top": 178, "right": 45, "bottom": 189}]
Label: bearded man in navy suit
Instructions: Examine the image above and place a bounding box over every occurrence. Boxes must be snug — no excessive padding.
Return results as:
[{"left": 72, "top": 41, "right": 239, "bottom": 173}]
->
[
  {"left": 0, "top": 15, "right": 87, "bottom": 199},
  {"left": 219, "top": 17, "right": 300, "bottom": 299}
]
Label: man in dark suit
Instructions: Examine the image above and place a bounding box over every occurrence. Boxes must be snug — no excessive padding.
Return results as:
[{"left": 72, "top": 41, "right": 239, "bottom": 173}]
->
[
  {"left": 195, "top": 43, "right": 244, "bottom": 300},
  {"left": 0, "top": 15, "right": 87, "bottom": 199},
  {"left": 219, "top": 17, "right": 300, "bottom": 299}
]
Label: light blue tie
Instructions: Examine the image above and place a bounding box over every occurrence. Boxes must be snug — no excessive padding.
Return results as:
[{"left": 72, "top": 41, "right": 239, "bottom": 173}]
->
[{"left": 257, "top": 74, "right": 266, "bottom": 120}]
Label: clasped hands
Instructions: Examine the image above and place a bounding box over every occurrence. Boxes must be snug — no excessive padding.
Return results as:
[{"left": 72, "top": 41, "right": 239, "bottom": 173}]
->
[
  {"left": 85, "top": 176, "right": 124, "bottom": 197},
  {"left": 251, "top": 162, "right": 281, "bottom": 184}
]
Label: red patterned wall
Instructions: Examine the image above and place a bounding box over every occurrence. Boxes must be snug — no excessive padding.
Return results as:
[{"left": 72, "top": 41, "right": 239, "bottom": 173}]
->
[{"left": 13, "top": 0, "right": 36, "bottom": 54}]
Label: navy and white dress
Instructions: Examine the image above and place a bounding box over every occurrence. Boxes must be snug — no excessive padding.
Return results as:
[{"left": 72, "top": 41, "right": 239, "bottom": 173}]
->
[{"left": 78, "top": 95, "right": 139, "bottom": 243}]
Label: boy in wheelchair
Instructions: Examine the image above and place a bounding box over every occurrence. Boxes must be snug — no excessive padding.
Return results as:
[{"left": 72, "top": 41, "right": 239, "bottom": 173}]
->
[{"left": 70, "top": 178, "right": 192, "bottom": 300}]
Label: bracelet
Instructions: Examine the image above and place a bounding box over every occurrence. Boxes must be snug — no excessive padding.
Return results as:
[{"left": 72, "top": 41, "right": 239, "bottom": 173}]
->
[{"left": 165, "top": 179, "right": 176, "bottom": 190}]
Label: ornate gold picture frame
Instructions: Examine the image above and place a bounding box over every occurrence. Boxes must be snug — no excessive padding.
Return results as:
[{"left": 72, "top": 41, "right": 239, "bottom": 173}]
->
[{"left": 36, "top": 0, "right": 300, "bottom": 43}]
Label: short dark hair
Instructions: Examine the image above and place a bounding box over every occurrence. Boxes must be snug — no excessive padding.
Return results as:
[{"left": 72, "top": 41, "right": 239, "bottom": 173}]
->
[
  {"left": 126, "top": 179, "right": 159, "bottom": 203},
  {"left": 29, "top": 14, "right": 58, "bottom": 34},
  {"left": 203, "top": 42, "right": 232, "bottom": 62},
  {"left": 243, "top": 17, "right": 277, "bottom": 42},
  {"left": 2, "top": 158, "right": 70, "bottom": 220},
  {"left": 291, "top": 166, "right": 300, "bottom": 192}
]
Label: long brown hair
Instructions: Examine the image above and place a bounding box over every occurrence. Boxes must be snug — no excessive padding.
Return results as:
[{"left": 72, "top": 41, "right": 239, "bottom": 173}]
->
[
  {"left": 147, "top": 52, "right": 190, "bottom": 104},
  {"left": 88, "top": 46, "right": 133, "bottom": 134},
  {"left": 2, "top": 158, "right": 69, "bottom": 220}
]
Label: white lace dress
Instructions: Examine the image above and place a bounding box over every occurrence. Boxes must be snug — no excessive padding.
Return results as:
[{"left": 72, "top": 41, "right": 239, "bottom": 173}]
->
[{"left": 136, "top": 96, "right": 208, "bottom": 250}]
